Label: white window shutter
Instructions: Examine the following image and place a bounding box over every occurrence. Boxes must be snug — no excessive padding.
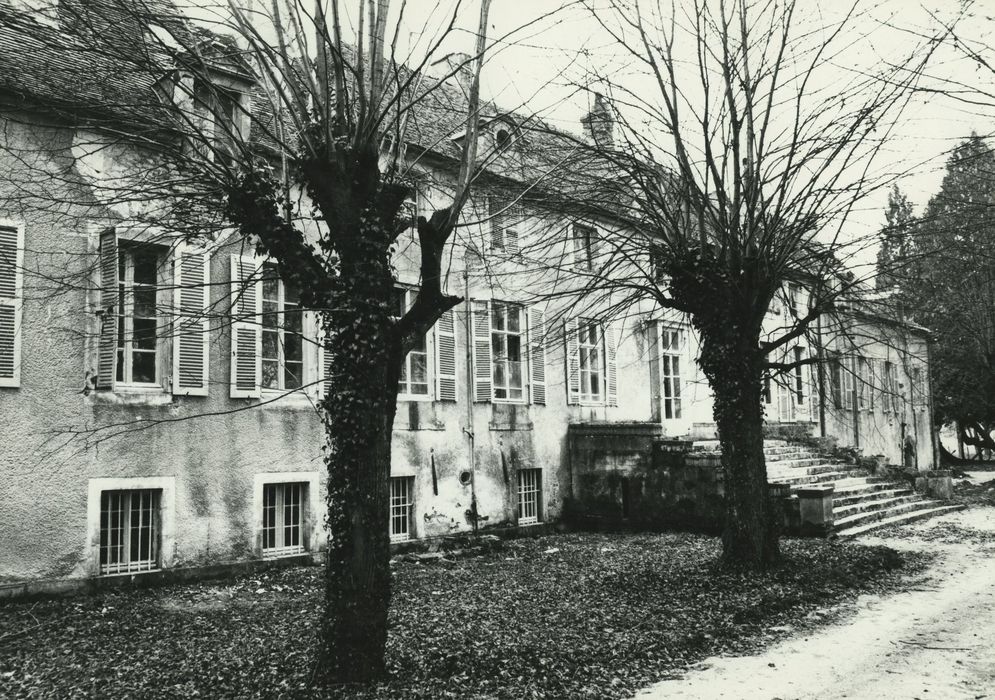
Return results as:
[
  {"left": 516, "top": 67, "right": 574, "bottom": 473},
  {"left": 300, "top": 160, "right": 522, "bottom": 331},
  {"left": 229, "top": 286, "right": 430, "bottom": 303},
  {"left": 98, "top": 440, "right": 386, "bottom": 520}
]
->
[
  {"left": 95, "top": 228, "right": 118, "bottom": 391},
  {"left": 505, "top": 207, "right": 520, "bottom": 256},
  {"left": 229, "top": 255, "right": 261, "bottom": 398},
  {"left": 606, "top": 322, "right": 618, "bottom": 407},
  {"left": 318, "top": 328, "right": 333, "bottom": 399},
  {"left": 489, "top": 198, "right": 505, "bottom": 251},
  {"left": 172, "top": 246, "right": 211, "bottom": 396},
  {"left": 528, "top": 306, "right": 546, "bottom": 405},
  {"left": 565, "top": 318, "right": 580, "bottom": 405},
  {"left": 0, "top": 223, "right": 23, "bottom": 388},
  {"left": 435, "top": 308, "right": 458, "bottom": 402},
  {"left": 471, "top": 300, "right": 492, "bottom": 402}
]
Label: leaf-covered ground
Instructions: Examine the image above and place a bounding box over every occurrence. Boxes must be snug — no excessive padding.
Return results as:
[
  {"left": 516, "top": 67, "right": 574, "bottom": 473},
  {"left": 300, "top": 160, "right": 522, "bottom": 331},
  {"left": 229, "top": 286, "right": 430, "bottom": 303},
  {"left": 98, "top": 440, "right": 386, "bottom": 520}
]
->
[{"left": 0, "top": 533, "right": 928, "bottom": 699}]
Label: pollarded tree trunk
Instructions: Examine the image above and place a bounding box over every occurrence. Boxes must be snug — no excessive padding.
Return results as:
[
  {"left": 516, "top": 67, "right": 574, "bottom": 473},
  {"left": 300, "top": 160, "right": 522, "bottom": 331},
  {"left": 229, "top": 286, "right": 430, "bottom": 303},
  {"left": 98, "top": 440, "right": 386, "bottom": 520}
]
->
[
  {"left": 702, "top": 336, "right": 780, "bottom": 567},
  {"left": 316, "top": 211, "right": 403, "bottom": 684}
]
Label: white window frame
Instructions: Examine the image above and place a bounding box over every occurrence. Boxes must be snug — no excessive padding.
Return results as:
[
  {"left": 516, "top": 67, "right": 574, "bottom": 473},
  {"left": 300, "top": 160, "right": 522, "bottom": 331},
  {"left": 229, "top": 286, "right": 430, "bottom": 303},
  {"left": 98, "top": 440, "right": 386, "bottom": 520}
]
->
[
  {"left": 86, "top": 476, "right": 175, "bottom": 577},
  {"left": 389, "top": 476, "right": 415, "bottom": 542},
  {"left": 490, "top": 301, "right": 526, "bottom": 404},
  {"left": 261, "top": 481, "right": 307, "bottom": 558},
  {"left": 395, "top": 287, "right": 432, "bottom": 400},
  {"left": 253, "top": 471, "right": 321, "bottom": 559},
  {"left": 517, "top": 468, "right": 542, "bottom": 525},
  {"left": 577, "top": 319, "right": 604, "bottom": 405},
  {"left": 260, "top": 264, "right": 306, "bottom": 395},
  {"left": 115, "top": 243, "right": 166, "bottom": 388},
  {"left": 660, "top": 326, "right": 683, "bottom": 420}
]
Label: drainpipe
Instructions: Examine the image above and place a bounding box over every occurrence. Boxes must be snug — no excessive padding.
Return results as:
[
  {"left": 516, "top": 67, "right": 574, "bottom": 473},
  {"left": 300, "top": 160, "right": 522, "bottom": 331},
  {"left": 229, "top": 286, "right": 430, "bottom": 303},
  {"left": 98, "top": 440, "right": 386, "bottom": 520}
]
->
[
  {"left": 816, "top": 313, "right": 826, "bottom": 438},
  {"left": 462, "top": 265, "right": 479, "bottom": 533}
]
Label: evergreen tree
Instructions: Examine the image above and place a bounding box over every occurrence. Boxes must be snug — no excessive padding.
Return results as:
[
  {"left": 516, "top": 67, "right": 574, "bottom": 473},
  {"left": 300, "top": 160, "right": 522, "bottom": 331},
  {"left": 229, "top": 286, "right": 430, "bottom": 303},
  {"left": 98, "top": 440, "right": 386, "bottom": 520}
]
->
[{"left": 875, "top": 185, "right": 915, "bottom": 290}]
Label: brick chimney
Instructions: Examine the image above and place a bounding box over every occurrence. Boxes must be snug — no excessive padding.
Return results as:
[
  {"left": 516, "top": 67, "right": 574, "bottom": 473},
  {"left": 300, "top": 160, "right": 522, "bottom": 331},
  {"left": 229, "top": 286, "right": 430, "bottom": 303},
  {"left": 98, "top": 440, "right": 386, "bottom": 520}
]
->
[{"left": 581, "top": 92, "right": 614, "bottom": 148}]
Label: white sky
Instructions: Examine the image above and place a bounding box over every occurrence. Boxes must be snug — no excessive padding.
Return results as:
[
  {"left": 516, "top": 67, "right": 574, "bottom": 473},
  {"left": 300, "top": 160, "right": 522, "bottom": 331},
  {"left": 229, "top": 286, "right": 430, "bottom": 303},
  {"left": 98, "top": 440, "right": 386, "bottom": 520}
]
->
[{"left": 180, "top": 0, "right": 995, "bottom": 272}]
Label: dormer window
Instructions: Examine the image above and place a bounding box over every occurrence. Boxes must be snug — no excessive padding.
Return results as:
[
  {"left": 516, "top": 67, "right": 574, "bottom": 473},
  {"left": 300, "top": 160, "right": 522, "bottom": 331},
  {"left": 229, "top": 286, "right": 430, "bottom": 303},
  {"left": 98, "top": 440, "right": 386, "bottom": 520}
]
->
[
  {"left": 496, "top": 128, "right": 511, "bottom": 150},
  {"left": 192, "top": 78, "right": 244, "bottom": 163}
]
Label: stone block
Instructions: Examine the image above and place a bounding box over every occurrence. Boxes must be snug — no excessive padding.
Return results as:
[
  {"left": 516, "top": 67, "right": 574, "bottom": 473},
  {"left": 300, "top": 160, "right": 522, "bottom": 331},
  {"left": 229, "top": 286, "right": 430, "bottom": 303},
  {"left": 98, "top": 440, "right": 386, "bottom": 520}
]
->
[
  {"left": 915, "top": 469, "right": 953, "bottom": 500},
  {"left": 795, "top": 485, "right": 834, "bottom": 536}
]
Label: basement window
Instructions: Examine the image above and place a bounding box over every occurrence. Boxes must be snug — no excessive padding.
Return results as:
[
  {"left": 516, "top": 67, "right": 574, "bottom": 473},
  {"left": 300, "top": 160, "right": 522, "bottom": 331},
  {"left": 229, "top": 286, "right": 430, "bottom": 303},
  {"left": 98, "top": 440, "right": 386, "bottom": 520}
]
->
[
  {"left": 99, "top": 489, "right": 161, "bottom": 575},
  {"left": 517, "top": 468, "right": 542, "bottom": 525},
  {"left": 262, "top": 482, "right": 306, "bottom": 558},
  {"left": 389, "top": 477, "right": 414, "bottom": 542}
]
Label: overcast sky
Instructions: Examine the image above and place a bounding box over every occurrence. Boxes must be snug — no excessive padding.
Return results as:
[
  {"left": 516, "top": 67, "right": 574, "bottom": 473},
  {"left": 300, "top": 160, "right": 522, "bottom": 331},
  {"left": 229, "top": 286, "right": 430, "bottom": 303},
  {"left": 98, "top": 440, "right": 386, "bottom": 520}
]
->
[{"left": 181, "top": 0, "right": 995, "bottom": 273}]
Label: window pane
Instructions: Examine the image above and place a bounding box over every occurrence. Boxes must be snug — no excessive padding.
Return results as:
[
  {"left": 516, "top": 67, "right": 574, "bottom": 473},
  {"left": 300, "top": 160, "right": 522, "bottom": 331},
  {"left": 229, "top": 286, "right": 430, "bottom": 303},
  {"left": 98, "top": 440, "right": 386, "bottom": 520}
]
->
[
  {"left": 284, "top": 309, "right": 302, "bottom": 334},
  {"left": 133, "top": 318, "right": 157, "bottom": 349},
  {"left": 262, "top": 329, "right": 279, "bottom": 359},
  {"left": 507, "top": 335, "right": 521, "bottom": 362},
  {"left": 410, "top": 352, "right": 428, "bottom": 384},
  {"left": 262, "top": 300, "right": 278, "bottom": 328},
  {"left": 509, "top": 360, "right": 522, "bottom": 390},
  {"left": 491, "top": 303, "right": 505, "bottom": 331},
  {"left": 133, "top": 252, "right": 158, "bottom": 284},
  {"left": 132, "top": 351, "right": 156, "bottom": 383},
  {"left": 133, "top": 288, "right": 157, "bottom": 318},
  {"left": 262, "top": 276, "right": 279, "bottom": 304},
  {"left": 285, "top": 333, "right": 303, "bottom": 363},
  {"left": 508, "top": 307, "right": 521, "bottom": 333},
  {"left": 494, "top": 361, "right": 506, "bottom": 389},
  {"left": 284, "top": 361, "right": 303, "bottom": 390},
  {"left": 261, "top": 359, "right": 279, "bottom": 389}
]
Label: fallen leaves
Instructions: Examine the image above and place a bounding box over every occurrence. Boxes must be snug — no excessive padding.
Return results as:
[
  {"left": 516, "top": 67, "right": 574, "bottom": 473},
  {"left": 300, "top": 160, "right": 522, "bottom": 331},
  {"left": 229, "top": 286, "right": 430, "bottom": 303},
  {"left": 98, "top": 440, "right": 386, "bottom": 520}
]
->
[{"left": 0, "top": 532, "right": 924, "bottom": 699}]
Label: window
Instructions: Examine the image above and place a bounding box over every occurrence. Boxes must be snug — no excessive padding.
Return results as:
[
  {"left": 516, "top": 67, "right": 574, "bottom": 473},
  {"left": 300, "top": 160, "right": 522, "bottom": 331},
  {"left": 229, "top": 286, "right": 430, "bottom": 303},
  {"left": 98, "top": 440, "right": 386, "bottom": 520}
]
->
[
  {"left": 884, "top": 361, "right": 900, "bottom": 414},
  {"left": 262, "top": 482, "right": 306, "bottom": 558},
  {"left": 573, "top": 224, "right": 597, "bottom": 270},
  {"left": 261, "top": 265, "right": 304, "bottom": 391},
  {"left": 786, "top": 283, "right": 799, "bottom": 316},
  {"left": 578, "top": 320, "right": 603, "bottom": 403},
  {"left": 491, "top": 301, "right": 524, "bottom": 401},
  {"left": 394, "top": 288, "right": 430, "bottom": 397},
  {"left": 830, "top": 354, "right": 854, "bottom": 410},
  {"left": 517, "top": 468, "right": 542, "bottom": 525},
  {"left": 389, "top": 477, "right": 414, "bottom": 542},
  {"left": 661, "top": 327, "right": 683, "bottom": 420},
  {"left": 193, "top": 79, "right": 241, "bottom": 160},
  {"left": 857, "top": 356, "right": 871, "bottom": 410},
  {"left": 116, "top": 244, "right": 162, "bottom": 385},
  {"left": 489, "top": 198, "right": 521, "bottom": 253},
  {"left": 99, "top": 489, "right": 161, "bottom": 575},
  {"left": 793, "top": 347, "right": 805, "bottom": 405},
  {"left": 911, "top": 364, "right": 927, "bottom": 408}
]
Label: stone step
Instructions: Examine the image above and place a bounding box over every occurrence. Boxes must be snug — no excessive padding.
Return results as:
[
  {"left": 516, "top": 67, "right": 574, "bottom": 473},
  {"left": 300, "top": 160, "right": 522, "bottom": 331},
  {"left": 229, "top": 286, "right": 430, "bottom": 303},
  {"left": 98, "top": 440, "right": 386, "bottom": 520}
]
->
[
  {"left": 767, "top": 461, "right": 849, "bottom": 476},
  {"left": 765, "top": 456, "right": 830, "bottom": 469},
  {"left": 770, "top": 470, "right": 874, "bottom": 486},
  {"left": 833, "top": 494, "right": 922, "bottom": 518},
  {"left": 833, "top": 498, "right": 949, "bottom": 531},
  {"left": 833, "top": 487, "right": 915, "bottom": 507},
  {"left": 835, "top": 504, "right": 966, "bottom": 538}
]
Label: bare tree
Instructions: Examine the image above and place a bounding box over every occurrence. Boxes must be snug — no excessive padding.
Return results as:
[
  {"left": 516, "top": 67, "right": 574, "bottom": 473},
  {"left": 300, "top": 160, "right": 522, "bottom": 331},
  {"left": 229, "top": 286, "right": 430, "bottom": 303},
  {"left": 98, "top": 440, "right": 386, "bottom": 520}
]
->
[
  {"left": 0, "top": 0, "right": 585, "bottom": 683},
  {"left": 528, "top": 0, "right": 947, "bottom": 568}
]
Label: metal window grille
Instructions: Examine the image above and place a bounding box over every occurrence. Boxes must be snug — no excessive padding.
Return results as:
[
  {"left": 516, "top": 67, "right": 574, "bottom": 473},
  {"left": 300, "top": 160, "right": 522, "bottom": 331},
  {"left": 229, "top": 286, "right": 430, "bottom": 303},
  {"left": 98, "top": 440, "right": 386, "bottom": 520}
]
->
[
  {"left": 262, "top": 482, "right": 305, "bottom": 558},
  {"left": 389, "top": 477, "right": 414, "bottom": 542},
  {"left": 517, "top": 469, "right": 541, "bottom": 525},
  {"left": 661, "top": 328, "right": 682, "bottom": 420},
  {"left": 99, "top": 489, "right": 160, "bottom": 575}
]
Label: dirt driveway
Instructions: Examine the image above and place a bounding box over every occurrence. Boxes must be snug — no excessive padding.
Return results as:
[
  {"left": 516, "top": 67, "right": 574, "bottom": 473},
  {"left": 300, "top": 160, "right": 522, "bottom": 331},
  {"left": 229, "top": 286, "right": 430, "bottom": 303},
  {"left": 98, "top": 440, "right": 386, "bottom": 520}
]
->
[{"left": 634, "top": 507, "right": 995, "bottom": 700}]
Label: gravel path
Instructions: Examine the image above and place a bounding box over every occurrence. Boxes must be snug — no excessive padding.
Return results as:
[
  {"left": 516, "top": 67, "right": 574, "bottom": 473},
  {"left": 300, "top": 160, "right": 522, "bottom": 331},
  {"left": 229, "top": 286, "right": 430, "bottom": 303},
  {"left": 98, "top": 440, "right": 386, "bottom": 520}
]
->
[{"left": 633, "top": 508, "right": 995, "bottom": 700}]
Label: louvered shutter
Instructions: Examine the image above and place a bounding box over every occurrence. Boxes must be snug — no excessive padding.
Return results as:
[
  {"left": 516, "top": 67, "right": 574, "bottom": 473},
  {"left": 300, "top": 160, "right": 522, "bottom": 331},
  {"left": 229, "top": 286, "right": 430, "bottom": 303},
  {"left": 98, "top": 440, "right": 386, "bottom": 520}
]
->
[
  {"left": 489, "top": 199, "right": 504, "bottom": 251},
  {"left": 606, "top": 323, "right": 618, "bottom": 407},
  {"left": 647, "top": 322, "right": 662, "bottom": 421},
  {"left": 528, "top": 306, "right": 546, "bottom": 405},
  {"left": 229, "top": 255, "right": 261, "bottom": 398},
  {"left": 777, "top": 378, "right": 794, "bottom": 422},
  {"left": 319, "top": 328, "right": 333, "bottom": 399},
  {"left": 172, "top": 246, "right": 210, "bottom": 396},
  {"left": 505, "top": 207, "right": 520, "bottom": 255},
  {"left": 471, "top": 300, "right": 492, "bottom": 402},
  {"left": 95, "top": 228, "right": 118, "bottom": 391},
  {"left": 565, "top": 318, "right": 580, "bottom": 404},
  {"left": 435, "top": 308, "right": 458, "bottom": 401},
  {"left": 0, "top": 223, "right": 23, "bottom": 387}
]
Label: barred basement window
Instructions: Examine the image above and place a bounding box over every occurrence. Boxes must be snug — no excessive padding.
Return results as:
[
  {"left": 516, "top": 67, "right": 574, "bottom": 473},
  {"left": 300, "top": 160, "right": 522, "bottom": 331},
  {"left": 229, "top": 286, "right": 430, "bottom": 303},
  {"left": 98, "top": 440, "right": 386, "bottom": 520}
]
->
[
  {"left": 517, "top": 468, "right": 542, "bottom": 525},
  {"left": 99, "top": 489, "right": 161, "bottom": 575},
  {"left": 389, "top": 477, "right": 414, "bottom": 542},
  {"left": 262, "top": 482, "right": 305, "bottom": 558}
]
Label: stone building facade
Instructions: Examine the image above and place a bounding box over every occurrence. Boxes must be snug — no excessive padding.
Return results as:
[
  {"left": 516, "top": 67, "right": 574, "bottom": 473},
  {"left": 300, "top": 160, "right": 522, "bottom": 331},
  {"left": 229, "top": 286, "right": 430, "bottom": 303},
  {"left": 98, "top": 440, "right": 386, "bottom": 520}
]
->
[{"left": 0, "top": 3, "right": 936, "bottom": 596}]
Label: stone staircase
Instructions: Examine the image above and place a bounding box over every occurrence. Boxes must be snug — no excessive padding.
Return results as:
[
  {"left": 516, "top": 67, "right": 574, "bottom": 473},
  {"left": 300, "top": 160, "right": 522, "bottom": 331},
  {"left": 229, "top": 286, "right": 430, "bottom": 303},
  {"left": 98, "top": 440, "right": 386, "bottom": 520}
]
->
[{"left": 763, "top": 440, "right": 963, "bottom": 537}]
